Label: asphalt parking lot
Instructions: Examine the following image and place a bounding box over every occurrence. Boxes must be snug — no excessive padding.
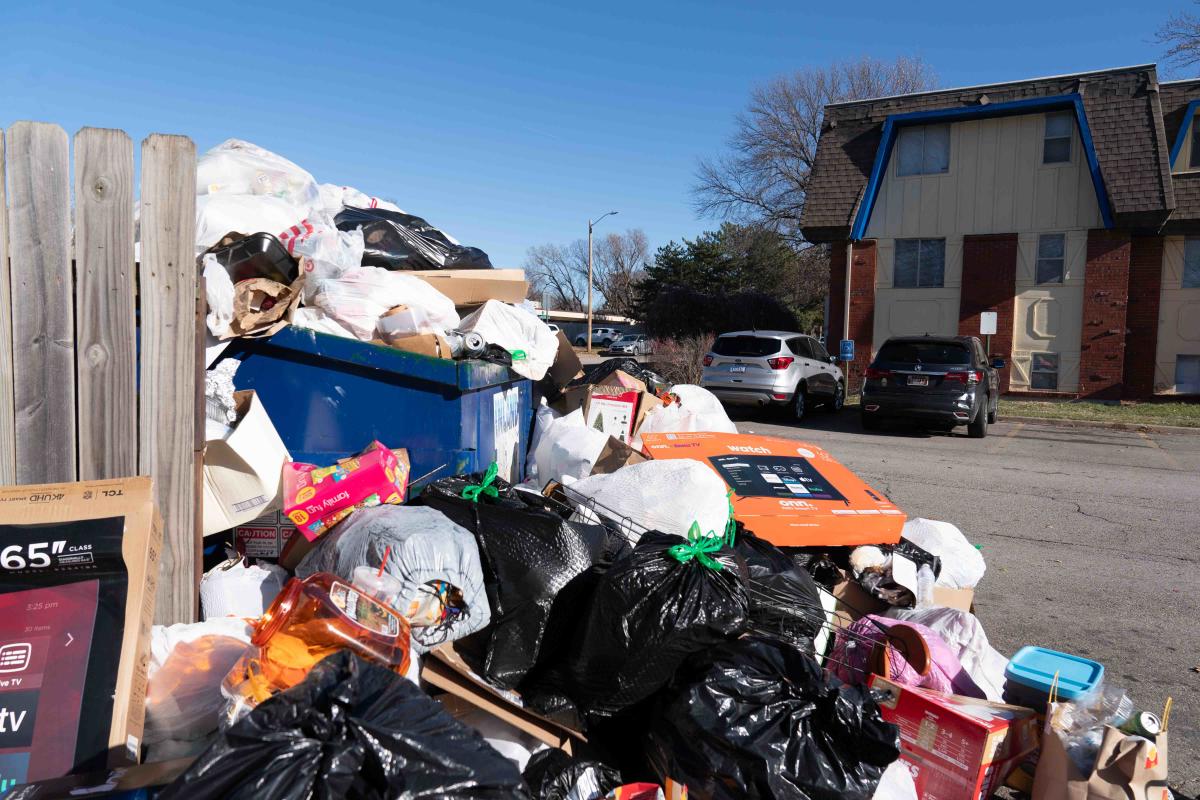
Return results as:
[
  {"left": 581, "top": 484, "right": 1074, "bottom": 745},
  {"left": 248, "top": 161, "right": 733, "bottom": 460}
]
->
[{"left": 731, "top": 408, "right": 1200, "bottom": 795}]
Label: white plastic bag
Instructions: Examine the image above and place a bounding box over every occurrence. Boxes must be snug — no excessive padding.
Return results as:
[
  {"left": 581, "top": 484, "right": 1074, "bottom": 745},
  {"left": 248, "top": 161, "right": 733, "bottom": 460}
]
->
[
  {"left": 198, "top": 139, "right": 321, "bottom": 212},
  {"left": 901, "top": 518, "right": 986, "bottom": 589},
  {"left": 196, "top": 194, "right": 308, "bottom": 251},
  {"left": 564, "top": 459, "right": 729, "bottom": 542},
  {"left": 871, "top": 760, "right": 918, "bottom": 800},
  {"left": 279, "top": 216, "right": 365, "bottom": 290},
  {"left": 532, "top": 408, "right": 609, "bottom": 484},
  {"left": 318, "top": 183, "right": 404, "bottom": 217},
  {"left": 199, "top": 558, "right": 287, "bottom": 620},
  {"left": 524, "top": 402, "right": 561, "bottom": 488},
  {"left": 308, "top": 267, "right": 459, "bottom": 341},
  {"left": 632, "top": 384, "right": 737, "bottom": 449},
  {"left": 290, "top": 306, "right": 357, "bottom": 339},
  {"left": 457, "top": 300, "right": 559, "bottom": 381},
  {"left": 454, "top": 707, "right": 548, "bottom": 772},
  {"left": 887, "top": 605, "right": 1009, "bottom": 702},
  {"left": 203, "top": 254, "right": 235, "bottom": 338}
]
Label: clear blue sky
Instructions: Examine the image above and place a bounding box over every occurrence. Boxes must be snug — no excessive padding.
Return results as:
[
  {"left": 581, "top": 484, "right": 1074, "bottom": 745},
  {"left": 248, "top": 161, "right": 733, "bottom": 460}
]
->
[{"left": 0, "top": 0, "right": 1179, "bottom": 267}]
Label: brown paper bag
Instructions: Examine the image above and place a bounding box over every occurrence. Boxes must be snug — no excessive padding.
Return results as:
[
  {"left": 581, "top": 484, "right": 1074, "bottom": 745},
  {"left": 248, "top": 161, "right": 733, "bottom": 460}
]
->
[{"left": 1033, "top": 698, "right": 1170, "bottom": 800}]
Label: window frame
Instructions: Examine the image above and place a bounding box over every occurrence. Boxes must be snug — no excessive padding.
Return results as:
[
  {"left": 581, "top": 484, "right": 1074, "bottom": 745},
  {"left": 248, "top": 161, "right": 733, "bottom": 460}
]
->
[
  {"left": 1042, "top": 111, "right": 1073, "bottom": 165},
  {"left": 896, "top": 125, "right": 951, "bottom": 177},
  {"left": 1184, "top": 237, "right": 1200, "bottom": 289},
  {"left": 1030, "top": 351, "right": 1060, "bottom": 390},
  {"left": 893, "top": 238, "right": 947, "bottom": 289},
  {"left": 1035, "top": 233, "right": 1066, "bottom": 285},
  {"left": 810, "top": 338, "right": 831, "bottom": 361},
  {"left": 1190, "top": 113, "right": 1200, "bottom": 170}
]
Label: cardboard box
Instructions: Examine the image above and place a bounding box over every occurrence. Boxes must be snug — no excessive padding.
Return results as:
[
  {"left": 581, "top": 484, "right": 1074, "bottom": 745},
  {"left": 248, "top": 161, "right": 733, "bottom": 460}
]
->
[
  {"left": 202, "top": 391, "right": 290, "bottom": 536},
  {"left": 282, "top": 443, "right": 410, "bottom": 542},
  {"left": 543, "top": 331, "right": 584, "bottom": 391},
  {"left": 583, "top": 387, "right": 641, "bottom": 444},
  {"left": 8, "top": 755, "right": 194, "bottom": 798},
  {"left": 409, "top": 268, "right": 528, "bottom": 306},
  {"left": 591, "top": 436, "right": 648, "bottom": 475},
  {"left": 0, "top": 477, "right": 162, "bottom": 784},
  {"left": 829, "top": 569, "right": 975, "bottom": 628},
  {"left": 640, "top": 432, "right": 905, "bottom": 547},
  {"left": 422, "top": 643, "right": 585, "bottom": 752},
  {"left": 870, "top": 675, "right": 1039, "bottom": 800},
  {"left": 378, "top": 332, "right": 454, "bottom": 359},
  {"left": 232, "top": 511, "right": 298, "bottom": 561}
]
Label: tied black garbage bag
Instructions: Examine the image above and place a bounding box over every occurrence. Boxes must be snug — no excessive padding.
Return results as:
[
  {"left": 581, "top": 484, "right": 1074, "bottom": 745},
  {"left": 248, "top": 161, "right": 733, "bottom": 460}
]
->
[
  {"left": 563, "top": 529, "right": 749, "bottom": 720},
  {"left": 160, "top": 651, "right": 529, "bottom": 800},
  {"left": 418, "top": 469, "right": 612, "bottom": 689},
  {"left": 735, "top": 528, "right": 823, "bottom": 649},
  {"left": 335, "top": 205, "right": 493, "bottom": 270},
  {"left": 646, "top": 637, "right": 900, "bottom": 800},
  {"left": 522, "top": 750, "right": 622, "bottom": 800}
]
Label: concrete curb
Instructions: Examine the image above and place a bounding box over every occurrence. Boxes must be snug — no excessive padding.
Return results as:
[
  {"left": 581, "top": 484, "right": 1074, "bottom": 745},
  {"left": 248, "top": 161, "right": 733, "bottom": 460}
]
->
[{"left": 1000, "top": 414, "right": 1200, "bottom": 435}]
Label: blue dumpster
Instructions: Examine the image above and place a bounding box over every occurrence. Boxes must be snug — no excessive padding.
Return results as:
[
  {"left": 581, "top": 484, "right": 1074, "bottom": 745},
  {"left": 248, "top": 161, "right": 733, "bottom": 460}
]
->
[{"left": 219, "top": 327, "right": 532, "bottom": 491}]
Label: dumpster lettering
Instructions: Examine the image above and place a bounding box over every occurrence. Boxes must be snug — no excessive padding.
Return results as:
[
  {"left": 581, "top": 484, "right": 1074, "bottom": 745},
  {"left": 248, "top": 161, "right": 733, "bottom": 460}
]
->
[{"left": 492, "top": 388, "right": 521, "bottom": 484}]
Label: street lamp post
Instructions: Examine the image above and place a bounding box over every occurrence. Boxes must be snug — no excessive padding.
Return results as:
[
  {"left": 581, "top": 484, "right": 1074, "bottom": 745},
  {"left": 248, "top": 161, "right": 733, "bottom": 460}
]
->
[{"left": 586, "top": 210, "right": 619, "bottom": 353}]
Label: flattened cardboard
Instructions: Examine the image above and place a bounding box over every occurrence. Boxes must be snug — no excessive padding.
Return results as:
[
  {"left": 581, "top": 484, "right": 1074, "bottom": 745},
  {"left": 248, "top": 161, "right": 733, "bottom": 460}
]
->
[
  {"left": 378, "top": 332, "right": 453, "bottom": 359},
  {"left": 544, "top": 331, "right": 584, "bottom": 390},
  {"left": 422, "top": 643, "right": 585, "bottom": 752},
  {"left": 583, "top": 387, "right": 640, "bottom": 443},
  {"left": 202, "top": 391, "right": 290, "bottom": 536},
  {"left": 641, "top": 432, "right": 905, "bottom": 547},
  {"left": 8, "top": 755, "right": 194, "bottom": 797},
  {"left": 233, "top": 511, "right": 298, "bottom": 561},
  {"left": 829, "top": 570, "right": 974, "bottom": 628},
  {"left": 409, "top": 268, "right": 528, "bottom": 306},
  {"left": 0, "top": 477, "right": 162, "bottom": 782},
  {"left": 590, "top": 436, "right": 648, "bottom": 475},
  {"left": 871, "top": 675, "right": 1039, "bottom": 800}
]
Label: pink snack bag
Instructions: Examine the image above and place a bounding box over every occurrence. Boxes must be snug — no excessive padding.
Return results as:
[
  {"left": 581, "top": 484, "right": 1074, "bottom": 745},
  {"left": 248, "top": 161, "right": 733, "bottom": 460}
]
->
[{"left": 282, "top": 441, "right": 409, "bottom": 542}]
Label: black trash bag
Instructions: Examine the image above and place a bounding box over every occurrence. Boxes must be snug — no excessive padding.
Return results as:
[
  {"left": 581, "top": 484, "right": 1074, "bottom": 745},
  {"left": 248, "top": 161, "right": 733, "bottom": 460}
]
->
[
  {"left": 522, "top": 749, "right": 622, "bottom": 800},
  {"left": 563, "top": 530, "right": 749, "bottom": 720},
  {"left": 335, "top": 205, "right": 493, "bottom": 270},
  {"left": 646, "top": 637, "right": 900, "bottom": 800},
  {"left": 735, "top": 529, "right": 823, "bottom": 649},
  {"left": 160, "top": 651, "right": 529, "bottom": 800},
  {"left": 571, "top": 358, "right": 670, "bottom": 395},
  {"left": 418, "top": 471, "right": 611, "bottom": 689}
]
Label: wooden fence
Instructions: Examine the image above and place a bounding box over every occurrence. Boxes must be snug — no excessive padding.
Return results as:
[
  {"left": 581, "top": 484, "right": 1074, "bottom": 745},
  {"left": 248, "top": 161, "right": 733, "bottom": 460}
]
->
[{"left": 0, "top": 122, "right": 200, "bottom": 624}]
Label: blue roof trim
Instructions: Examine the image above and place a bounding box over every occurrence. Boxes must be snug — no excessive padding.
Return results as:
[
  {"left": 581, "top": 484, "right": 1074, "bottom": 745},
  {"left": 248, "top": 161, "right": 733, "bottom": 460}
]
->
[
  {"left": 1168, "top": 98, "right": 1200, "bottom": 169},
  {"left": 849, "top": 93, "right": 1115, "bottom": 240}
]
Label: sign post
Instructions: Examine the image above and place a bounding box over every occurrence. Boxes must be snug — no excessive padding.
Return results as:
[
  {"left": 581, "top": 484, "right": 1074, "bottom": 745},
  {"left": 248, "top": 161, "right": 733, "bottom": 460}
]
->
[
  {"left": 839, "top": 339, "right": 855, "bottom": 363},
  {"left": 980, "top": 311, "right": 998, "bottom": 359}
]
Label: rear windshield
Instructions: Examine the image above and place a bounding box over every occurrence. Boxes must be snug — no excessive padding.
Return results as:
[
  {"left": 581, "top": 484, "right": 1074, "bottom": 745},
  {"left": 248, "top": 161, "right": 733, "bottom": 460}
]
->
[
  {"left": 876, "top": 340, "right": 970, "bottom": 366},
  {"left": 712, "top": 335, "right": 782, "bottom": 357}
]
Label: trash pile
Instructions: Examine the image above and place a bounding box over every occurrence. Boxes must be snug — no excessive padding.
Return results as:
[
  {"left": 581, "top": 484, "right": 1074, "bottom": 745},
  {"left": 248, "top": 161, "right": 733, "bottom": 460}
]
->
[{"left": 0, "top": 139, "right": 1172, "bottom": 800}]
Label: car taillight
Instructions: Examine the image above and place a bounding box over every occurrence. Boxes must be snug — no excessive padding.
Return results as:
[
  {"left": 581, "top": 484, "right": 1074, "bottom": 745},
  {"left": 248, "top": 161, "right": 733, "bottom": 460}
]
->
[
  {"left": 703, "top": 355, "right": 713, "bottom": 367},
  {"left": 864, "top": 367, "right": 891, "bottom": 380},
  {"left": 767, "top": 356, "right": 794, "bottom": 370},
  {"left": 944, "top": 370, "right": 982, "bottom": 385}
]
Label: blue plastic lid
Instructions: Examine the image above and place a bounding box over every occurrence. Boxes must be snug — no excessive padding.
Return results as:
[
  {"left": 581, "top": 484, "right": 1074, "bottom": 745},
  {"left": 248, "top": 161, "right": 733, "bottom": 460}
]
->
[{"left": 1005, "top": 646, "right": 1104, "bottom": 701}]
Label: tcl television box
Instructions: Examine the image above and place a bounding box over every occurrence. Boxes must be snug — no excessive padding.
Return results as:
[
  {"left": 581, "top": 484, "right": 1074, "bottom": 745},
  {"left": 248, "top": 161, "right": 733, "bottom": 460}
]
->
[
  {"left": 640, "top": 432, "right": 904, "bottom": 547},
  {"left": 0, "top": 477, "right": 162, "bottom": 786}
]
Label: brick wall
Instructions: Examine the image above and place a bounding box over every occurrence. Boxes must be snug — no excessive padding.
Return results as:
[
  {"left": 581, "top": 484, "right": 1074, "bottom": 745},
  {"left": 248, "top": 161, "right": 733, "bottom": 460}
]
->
[
  {"left": 1079, "top": 230, "right": 1132, "bottom": 399},
  {"left": 959, "top": 234, "right": 1018, "bottom": 392},
  {"left": 1122, "top": 235, "right": 1164, "bottom": 399},
  {"left": 827, "top": 241, "right": 876, "bottom": 393}
]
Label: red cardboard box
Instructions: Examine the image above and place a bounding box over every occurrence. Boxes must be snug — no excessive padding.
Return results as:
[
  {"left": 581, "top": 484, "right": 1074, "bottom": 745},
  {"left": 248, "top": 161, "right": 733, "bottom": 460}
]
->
[
  {"left": 869, "top": 675, "right": 1039, "bottom": 800},
  {"left": 639, "top": 432, "right": 904, "bottom": 547}
]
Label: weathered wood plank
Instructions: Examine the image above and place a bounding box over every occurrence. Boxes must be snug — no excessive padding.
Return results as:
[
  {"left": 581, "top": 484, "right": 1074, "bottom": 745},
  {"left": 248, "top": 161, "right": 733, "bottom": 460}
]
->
[
  {"left": 75, "top": 128, "right": 137, "bottom": 481},
  {"left": 7, "top": 122, "right": 75, "bottom": 483},
  {"left": 0, "top": 131, "right": 17, "bottom": 484},
  {"left": 139, "top": 134, "right": 197, "bottom": 624}
]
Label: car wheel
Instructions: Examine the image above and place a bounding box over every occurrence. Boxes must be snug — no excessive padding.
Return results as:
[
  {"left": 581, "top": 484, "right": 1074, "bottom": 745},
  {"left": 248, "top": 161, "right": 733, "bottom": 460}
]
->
[
  {"left": 602, "top": 339, "right": 613, "bottom": 347},
  {"left": 574, "top": 337, "right": 585, "bottom": 346},
  {"left": 826, "top": 382, "right": 845, "bottom": 413},
  {"left": 861, "top": 411, "right": 880, "bottom": 431},
  {"left": 792, "top": 385, "right": 807, "bottom": 422},
  {"left": 987, "top": 398, "right": 997, "bottom": 424},
  {"left": 968, "top": 398, "right": 989, "bottom": 438}
]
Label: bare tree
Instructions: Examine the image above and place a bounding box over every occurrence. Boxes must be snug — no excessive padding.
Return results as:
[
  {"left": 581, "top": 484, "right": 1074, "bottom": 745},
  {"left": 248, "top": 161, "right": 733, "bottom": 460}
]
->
[
  {"left": 1157, "top": 3, "right": 1200, "bottom": 69},
  {"left": 694, "top": 56, "right": 937, "bottom": 241},
  {"left": 524, "top": 228, "right": 649, "bottom": 316},
  {"left": 524, "top": 240, "right": 589, "bottom": 311},
  {"left": 593, "top": 229, "right": 649, "bottom": 318}
]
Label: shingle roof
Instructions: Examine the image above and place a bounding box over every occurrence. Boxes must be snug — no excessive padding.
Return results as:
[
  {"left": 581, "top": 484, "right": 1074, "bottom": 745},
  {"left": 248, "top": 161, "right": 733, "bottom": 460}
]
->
[
  {"left": 1159, "top": 78, "right": 1200, "bottom": 231},
  {"left": 801, "top": 65, "right": 1176, "bottom": 241}
]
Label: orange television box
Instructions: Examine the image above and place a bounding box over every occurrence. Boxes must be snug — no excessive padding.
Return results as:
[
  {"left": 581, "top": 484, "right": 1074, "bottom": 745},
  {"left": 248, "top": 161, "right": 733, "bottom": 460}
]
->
[{"left": 640, "top": 432, "right": 904, "bottom": 547}]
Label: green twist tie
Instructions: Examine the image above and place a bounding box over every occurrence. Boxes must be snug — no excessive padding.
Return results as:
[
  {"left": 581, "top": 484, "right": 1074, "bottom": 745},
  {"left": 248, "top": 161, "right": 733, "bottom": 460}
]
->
[
  {"left": 461, "top": 462, "right": 500, "bottom": 503},
  {"left": 511, "top": 349, "right": 527, "bottom": 360},
  {"left": 668, "top": 521, "right": 728, "bottom": 571}
]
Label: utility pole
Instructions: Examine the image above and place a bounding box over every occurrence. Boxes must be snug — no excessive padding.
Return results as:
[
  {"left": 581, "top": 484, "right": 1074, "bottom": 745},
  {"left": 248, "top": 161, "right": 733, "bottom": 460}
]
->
[{"left": 586, "top": 210, "right": 618, "bottom": 353}]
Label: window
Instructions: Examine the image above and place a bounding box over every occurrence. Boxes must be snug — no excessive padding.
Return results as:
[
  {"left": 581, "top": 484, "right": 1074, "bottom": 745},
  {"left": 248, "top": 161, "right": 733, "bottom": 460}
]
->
[
  {"left": 787, "top": 337, "right": 812, "bottom": 358},
  {"left": 810, "top": 339, "right": 831, "bottom": 361},
  {"left": 1036, "top": 233, "right": 1065, "bottom": 284},
  {"left": 875, "top": 340, "right": 971, "bottom": 365},
  {"left": 1185, "top": 238, "right": 1200, "bottom": 288},
  {"left": 896, "top": 125, "right": 950, "bottom": 176},
  {"left": 712, "top": 335, "right": 781, "bottom": 357},
  {"left": 1177, "top": 355, "right": 1200, "bottom": 393},
  {"left": 894, "top": 238, "right": 946, "bottom": 288},
  {"left": 1030, "top": 352, "right": 1059, "bottom": 390},
  {"left": 1191, "top": 114, "right": 1200, "bottom": 169},
  {"left": 1043, "top": 112, "right": 1073, "bottom": 164}
]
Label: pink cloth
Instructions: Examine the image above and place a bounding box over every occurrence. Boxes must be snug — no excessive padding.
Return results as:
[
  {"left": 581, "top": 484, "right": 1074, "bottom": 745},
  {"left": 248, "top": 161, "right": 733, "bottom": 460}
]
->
[{"left": 831, "top": 614, "right": 987, "bottom": 698}]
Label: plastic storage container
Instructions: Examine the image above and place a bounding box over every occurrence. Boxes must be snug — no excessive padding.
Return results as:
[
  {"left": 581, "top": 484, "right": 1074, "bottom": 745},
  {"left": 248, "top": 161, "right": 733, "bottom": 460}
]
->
[
  {"left": 210, "top": 231, "right": 298, "bottom": 284},
  {"left": 221, "top": 327, "right": 532, "bottom": 489},
  {"left": 1004, "top": 646, "right": 1104, "bottom": 708},
  {"left": 223, "top": 572, "right": 412, "bottom": 712}
]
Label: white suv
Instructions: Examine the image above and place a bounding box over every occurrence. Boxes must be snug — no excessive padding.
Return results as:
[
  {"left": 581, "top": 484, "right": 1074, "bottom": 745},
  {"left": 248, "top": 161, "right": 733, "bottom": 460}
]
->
[
  {"left": 700, "top": 331, "right": 845, "bottom": 420},
  {"left": 574, "top": 327, "right": 623, "bottom": 347}
]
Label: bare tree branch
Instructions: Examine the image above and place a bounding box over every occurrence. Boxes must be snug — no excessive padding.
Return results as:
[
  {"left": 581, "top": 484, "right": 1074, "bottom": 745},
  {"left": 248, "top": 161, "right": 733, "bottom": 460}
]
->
[
  {"left": 524, "top": 228, "right": 649, "bottom": 316},
  {"left": 1157, "top": 2, "right": 1200, "bottom": 70}
]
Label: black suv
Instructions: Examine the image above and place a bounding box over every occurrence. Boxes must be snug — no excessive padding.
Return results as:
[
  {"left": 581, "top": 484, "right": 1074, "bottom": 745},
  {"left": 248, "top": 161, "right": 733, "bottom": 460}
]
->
[{"left": 860, "top": 336, "right": 1003, "bottom": 437}]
